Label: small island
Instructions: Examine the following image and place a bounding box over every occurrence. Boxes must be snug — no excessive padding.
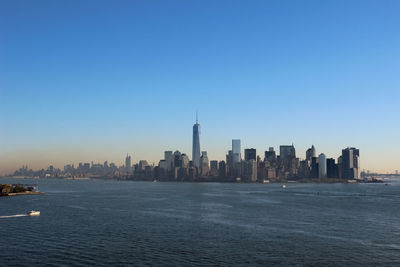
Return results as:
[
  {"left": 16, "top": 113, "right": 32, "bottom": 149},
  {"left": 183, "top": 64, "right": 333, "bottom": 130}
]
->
[{"left": 0, "top": 184, "right": 43, "bottom": 197}]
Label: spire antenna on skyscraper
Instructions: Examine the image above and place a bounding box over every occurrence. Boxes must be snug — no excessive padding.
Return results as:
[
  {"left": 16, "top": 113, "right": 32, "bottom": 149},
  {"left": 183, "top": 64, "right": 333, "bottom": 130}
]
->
[{"left": 196, "top": 111, "right": 198, "bottom": 124}]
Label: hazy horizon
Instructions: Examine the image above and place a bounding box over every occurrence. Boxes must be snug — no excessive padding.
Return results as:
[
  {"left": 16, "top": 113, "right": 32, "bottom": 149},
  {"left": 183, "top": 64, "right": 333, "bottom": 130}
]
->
[
  {"left": 1, "top": 131, "right": 398, "bottom": 175},
  {"left": 1, "top": 0, "right": 399, "bottom": 175}
]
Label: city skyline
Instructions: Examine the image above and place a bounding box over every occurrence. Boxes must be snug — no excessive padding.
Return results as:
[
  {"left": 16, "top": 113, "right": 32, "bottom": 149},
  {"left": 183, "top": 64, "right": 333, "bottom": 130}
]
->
[
  {"left": 0, "top": 113, "right": 399, "bottom": 174},
  {"left": 0, "top": 113, "right": 398, "bottom": 175},
  {"left": 1, "top": 1, "right": 400, "bottom": 174},
  {"left": 1, "top": 114, "right": 380, "bottom": 179},
  {"left": 10, "top": 132, "right": 365, "bottom": 182}
]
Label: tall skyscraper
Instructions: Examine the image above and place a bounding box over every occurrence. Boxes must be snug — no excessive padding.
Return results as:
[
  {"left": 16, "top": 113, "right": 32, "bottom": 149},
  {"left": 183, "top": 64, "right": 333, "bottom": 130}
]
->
[
  {"left": 218, "top": 161, "right": 227, "bottom": 178},
  {"left": 192, "top": 113, "right": 201, "bottom": 168},
  {"left": 280, "top": 145, "right": 296, "bottom": 160},
  {"left": 200, "top": 151, "right": 209, "bottom": 176},
  {"left": 318, "top": 153, "right": 327, "bottom": 178},
  {"left": 164, "top": 151, "right": 174, "bottom": 171},
  {"left": 244, "top": 148, "right": 257, "bottom": 161},
  {"left": 226, "top": 150, "right": 234, "bottom": 168},
  {"left": 306, "top": 145, "right": 316, "bottom": 162},
  {"left": 241, "top": 159, "right": 257, "bottom": 182},
  {"left": 342, "top": 147, "right": 360, "bottom": 179},
  {"left": 232, "top": 139, "right": 241, "bottom": 163},
  {"left": 210, "top": 160, "right": 218, "bottom": 176},
  {"left": 327, "top": 158, "right": 338, "bottom": 178},
  {"left": 299, "top": 160, "right": 310, "bottom": 178},
  {"left": 310, "top": 157, "right": 319, "bottom": 178},
  {"left": 173, "top": 150, "right": 182, "bottom": 168},
  {"left": 280, "top": 144, "right": 296, "bottom": 173},
  {"left": 125, "top": 154, "right": 131, "bottom": 171},
  {"left": 264, "top": 147, "right": 276, "bottom": 164}
]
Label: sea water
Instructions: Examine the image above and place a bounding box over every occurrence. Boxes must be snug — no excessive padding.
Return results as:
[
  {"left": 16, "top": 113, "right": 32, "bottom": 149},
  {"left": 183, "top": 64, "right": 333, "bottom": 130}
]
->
[{"left": 1, "top": 178, "right": 399, "bottom": 265}]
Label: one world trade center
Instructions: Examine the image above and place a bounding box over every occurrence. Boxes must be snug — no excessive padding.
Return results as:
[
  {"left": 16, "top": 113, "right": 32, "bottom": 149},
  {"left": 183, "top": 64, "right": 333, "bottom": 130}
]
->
[{"left": 192, "top": 112, "right": 201, "bottom": 168}]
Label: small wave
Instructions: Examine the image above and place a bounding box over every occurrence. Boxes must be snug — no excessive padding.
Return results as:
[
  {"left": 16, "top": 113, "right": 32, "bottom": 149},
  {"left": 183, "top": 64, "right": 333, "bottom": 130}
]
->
[
  {"left": 0, "top": 214, "right": 28, "bottom": 218},
  {"left": 67, "top": 205, "right": 87, "bottom": 210}
]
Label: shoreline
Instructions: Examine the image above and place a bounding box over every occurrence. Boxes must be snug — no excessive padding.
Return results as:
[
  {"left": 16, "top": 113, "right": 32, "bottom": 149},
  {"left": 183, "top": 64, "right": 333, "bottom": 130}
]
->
[
  {"left": 0, "top": 191, "right": 43, "bottom": 197},
  {"left": 0, "top": 183, "right": 43, "bottom": 197},
  {"left": 0, "top": 176, "right": 389, "bottom": 184}
]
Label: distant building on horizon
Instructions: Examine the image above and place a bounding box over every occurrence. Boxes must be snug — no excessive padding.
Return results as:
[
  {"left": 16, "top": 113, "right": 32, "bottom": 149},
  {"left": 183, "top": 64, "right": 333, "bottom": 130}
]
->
[
  {"left": 310, "top": 157, "right": 319, "bottom": 178},
  {"left": 200, "top": 151, "right": 209, "bottom": 176},
  {"left": 181, "top": 153, "right": 190, "bottom": 168},
  {"left": 327, "top": 158, "right": 338, "bottom": 178},
  {"left": 174, "top": 150, "right": 182, "bottom": 168},
  {"left": 218, "top": 161, "right": 227, "bottom": 178},
  {"left": 264, "top": 147, "right": 276, "bottom": 164},
  {"left": 138, "top": 160, "right": 149, "bottom": 171},
  {"left": 342, "top": 147, "right": 360, "bottom": 179},
  {"left": 280, "top": 144, "right": 296, "bottom": 174},
  {"left": 306, "top": 145, "right": 316, "bottom": 162},
  {"left": 318, "top": 153, "right": 327, "bottom": 178},
  {"left": 165, "top": 151, "right": 174, "bottom": 171},
  {"left": 244, "top": 148, "right": 256, "bottom": 161},
  {"left": 232, "top": 139, "right": 241, "bottom": 163},
  {"left": 192, "top": 113, "right": 201, "bottom": 169},
  {"left": 125, "top": 154, "right": 131, "bottom": 171},
  {"left": 210, "top": 160, "right": 218, "bottom": 176},
  {"left": 242, "top": 159, "right": 257, "bottom": 182},
  {"left": 280, "top": 145, "right": 296, "bottom": 160}
]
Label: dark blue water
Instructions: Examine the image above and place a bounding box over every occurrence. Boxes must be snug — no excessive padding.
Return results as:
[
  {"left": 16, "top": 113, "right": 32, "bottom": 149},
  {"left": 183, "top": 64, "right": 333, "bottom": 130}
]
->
[{"left": 1, "top": 178, "right": 400, "bottom": 266}]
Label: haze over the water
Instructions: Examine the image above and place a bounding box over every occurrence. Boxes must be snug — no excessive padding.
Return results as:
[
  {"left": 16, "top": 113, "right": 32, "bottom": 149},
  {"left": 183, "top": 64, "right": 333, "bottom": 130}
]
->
[{"left": 0, "top": 0, "right": 399, "bottom": 174}]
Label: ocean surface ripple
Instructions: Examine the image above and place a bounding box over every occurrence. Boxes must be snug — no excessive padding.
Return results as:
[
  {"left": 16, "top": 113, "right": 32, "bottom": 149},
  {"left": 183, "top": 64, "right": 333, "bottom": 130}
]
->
[{"left": 1, "top": 178, "right": 400, "bottom": 266}]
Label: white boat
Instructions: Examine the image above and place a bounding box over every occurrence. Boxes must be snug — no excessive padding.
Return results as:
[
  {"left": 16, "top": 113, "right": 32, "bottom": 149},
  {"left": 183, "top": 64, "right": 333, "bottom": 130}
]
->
[
  {"left": 28, "top": 210, "right": 40, "bottom": 216},
  {"left": 282, "top": 184, "right": 287, "bottom": 189}
]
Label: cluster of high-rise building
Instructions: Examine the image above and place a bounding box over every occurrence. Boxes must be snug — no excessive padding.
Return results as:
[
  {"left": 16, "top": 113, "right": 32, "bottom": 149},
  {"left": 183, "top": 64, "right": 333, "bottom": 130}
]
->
[
  {"left": 151, "top": 142, "right": 360, "bottom": 182},
  {"left": 12, "top": 160, "right": 123, "bottom": 179},
  {"left": 149, "top": 116, "right": 361, "bottom": 182},
  {"left": 11, "top": 116, "right": 361, "bottom": 182}
]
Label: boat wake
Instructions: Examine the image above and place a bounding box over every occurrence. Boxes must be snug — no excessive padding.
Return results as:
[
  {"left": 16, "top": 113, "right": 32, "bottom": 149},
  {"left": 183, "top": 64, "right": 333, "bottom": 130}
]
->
[{"left": 0, "top": 214, "right": 28, "bottom": 219}]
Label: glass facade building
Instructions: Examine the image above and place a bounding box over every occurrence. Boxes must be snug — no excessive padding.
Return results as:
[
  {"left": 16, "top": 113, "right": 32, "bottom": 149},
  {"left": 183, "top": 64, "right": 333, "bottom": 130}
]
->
[
  {"left": 192, "top": 116, "right": 201, "bottom": 168},
  {"left": 232, "top": 139, "right": 241, "bottom": 163},
  {"left": 318, "top": 153, "right": 327, "bottom": 178}
]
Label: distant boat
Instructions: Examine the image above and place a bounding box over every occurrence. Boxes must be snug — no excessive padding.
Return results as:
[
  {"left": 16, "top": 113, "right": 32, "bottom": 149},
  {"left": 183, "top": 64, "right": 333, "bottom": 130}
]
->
[
  {"left": 282, "top": 184, "right": 287, "bottom": 189},
  {"left": 28, "top": 210, "right": 40, "bottom": 216}
]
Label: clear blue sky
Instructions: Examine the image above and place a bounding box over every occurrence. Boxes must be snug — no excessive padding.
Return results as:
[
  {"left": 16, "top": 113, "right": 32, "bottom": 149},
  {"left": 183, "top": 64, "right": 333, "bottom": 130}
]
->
[{"left": 1, "top": 0, "right": 399, "bottom": 174}]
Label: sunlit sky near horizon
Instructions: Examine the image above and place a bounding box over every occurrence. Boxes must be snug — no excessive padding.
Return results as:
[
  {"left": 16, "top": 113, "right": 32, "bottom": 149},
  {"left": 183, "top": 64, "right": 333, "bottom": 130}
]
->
[{"left": 1, "top": 0, "right": 399, "bottom": 174}]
